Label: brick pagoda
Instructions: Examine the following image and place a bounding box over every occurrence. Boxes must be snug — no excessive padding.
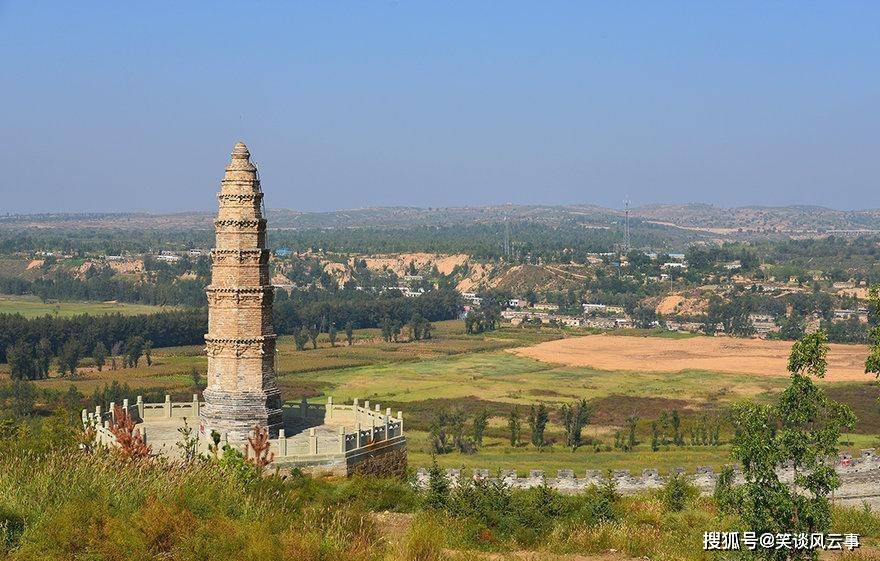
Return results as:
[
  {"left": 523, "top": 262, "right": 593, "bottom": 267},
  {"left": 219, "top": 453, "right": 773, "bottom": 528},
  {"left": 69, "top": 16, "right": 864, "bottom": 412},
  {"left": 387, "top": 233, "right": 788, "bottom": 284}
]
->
[{"left": 200, "top": 142, "right": 283, "bottom": 441}]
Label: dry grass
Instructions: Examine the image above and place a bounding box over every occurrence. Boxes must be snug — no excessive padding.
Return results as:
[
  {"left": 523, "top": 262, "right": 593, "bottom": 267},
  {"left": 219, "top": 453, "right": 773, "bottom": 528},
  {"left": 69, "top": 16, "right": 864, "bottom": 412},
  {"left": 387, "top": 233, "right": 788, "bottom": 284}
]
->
[{"left": 514, "top": 333, "right": 873, "bottom": 382}]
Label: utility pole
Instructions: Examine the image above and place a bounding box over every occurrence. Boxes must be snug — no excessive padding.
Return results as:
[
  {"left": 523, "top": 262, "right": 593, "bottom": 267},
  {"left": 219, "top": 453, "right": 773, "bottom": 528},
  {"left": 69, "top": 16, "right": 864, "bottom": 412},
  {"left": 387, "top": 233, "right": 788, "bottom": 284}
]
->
[{"left": 503, "top": 205, "right": 511, "bottom": 259}]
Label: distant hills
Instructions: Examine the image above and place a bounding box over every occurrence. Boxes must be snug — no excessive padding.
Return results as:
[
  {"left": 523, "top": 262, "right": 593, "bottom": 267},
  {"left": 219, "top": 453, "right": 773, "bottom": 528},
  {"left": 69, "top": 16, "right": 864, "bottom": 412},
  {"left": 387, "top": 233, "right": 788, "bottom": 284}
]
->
[{"left": 2, "top": 204, "right": 880, "bottom": 238}]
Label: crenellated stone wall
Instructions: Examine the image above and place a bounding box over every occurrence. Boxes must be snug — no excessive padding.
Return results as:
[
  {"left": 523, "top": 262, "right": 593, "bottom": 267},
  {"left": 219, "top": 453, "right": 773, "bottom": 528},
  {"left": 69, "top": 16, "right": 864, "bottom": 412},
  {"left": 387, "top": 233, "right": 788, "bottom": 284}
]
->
[{"left": 416, "top": 449, "right": 880, "bottom": 506}]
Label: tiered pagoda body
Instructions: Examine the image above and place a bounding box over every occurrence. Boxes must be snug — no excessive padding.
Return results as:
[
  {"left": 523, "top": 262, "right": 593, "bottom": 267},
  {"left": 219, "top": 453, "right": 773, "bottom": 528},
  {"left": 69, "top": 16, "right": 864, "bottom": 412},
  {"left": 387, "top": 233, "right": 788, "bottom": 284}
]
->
[{"left": 200, "top": 142, "right": 283, "bottom": 440}]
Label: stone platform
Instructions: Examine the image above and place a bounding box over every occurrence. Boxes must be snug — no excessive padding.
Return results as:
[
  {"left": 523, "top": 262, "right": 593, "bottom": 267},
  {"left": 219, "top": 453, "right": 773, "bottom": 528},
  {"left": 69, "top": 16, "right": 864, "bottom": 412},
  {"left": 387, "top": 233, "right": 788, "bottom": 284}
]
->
[{"left": 86, "top": 396, "right": 407, "bottom": 477}]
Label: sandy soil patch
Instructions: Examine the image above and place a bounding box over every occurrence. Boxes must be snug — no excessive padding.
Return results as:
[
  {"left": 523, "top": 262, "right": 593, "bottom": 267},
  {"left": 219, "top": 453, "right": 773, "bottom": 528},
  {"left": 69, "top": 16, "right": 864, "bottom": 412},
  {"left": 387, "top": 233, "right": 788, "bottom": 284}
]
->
[
  {"left": 837, "top": 287, "right": 870, "bottom": 300},
  {"left": 26, "top": 259, "right": 44, "bottom": 270},
  {"left": 108, "top": 258, "right": 143, "bottom": 274},
  {"left": 655, "top": 295, "right": 684, "bottom": 315},
  {"left": 457, "top": 262, "right": 492, "bottom": 292},
  {"left": 363, "top": 252, "right": 469, "bottom": 276},
  {"left": 513, "top": 334, "right": 872, "bottom": 382}
]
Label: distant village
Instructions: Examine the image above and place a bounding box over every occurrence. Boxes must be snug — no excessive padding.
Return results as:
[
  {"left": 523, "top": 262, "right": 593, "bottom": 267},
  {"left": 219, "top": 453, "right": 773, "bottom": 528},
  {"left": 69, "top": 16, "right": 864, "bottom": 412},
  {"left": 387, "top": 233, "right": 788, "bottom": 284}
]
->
[{"left": 24, "top": 244, "right": 873, "bottom": 341}]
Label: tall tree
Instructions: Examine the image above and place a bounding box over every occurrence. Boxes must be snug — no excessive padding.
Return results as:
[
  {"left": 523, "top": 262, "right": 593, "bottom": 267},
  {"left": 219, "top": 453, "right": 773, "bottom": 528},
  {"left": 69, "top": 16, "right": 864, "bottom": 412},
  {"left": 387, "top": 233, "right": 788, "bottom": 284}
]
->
[
  {"left": 528, "top": 404, "right": 549, "bottom": 447},
  {"left": 561, "top": 398, "right": 591, "bottom": 450},
  {"left": 36, "top": 338, "right": 53, "bottom": 379},
  {"left": 307, "top": 324, "right": 319, "bottom": 349},
  {"left": 92, "top": 341, "right": 107, "bottom": 372},
  {"left": 143, "top": 340, "right": 153, "bottom": 367},
  {"left": 507, "top": 407, "right": 521, "bottom": 447},
  {"left": 124, "top": 336, "right": 145, "bottom": 368},
  {"left": 472, "top": 409, "right": 489, "bottom": 447},
  {"left": 60, "top": 338, "right": 82, "bottom": 378},
  {"left": 345, "top": 321, "right": 354, "bottom": 346},
  {"left": 328, "top": 324, "right": 337, "bottom": 347},
  {"left": 866, "top": 286, "right": 880, "bottom": 382},
  {"left": 293, "top": 327, "right": 309, "bottom": 351},
  {"left": 624, "top": 414, "right": 639, "bottom": 452},
  {"left": 7, "top": 340, "right": 37, "bottom": 381},
  {"left": 727, "top": 332, "right": 855, "bottom": 559}
]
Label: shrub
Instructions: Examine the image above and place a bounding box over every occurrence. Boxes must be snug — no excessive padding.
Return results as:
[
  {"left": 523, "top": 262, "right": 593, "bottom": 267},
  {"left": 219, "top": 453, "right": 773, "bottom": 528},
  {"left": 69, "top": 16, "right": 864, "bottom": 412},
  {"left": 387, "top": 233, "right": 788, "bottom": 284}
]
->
[
  {"left": 712, "top": 464, "right": 740, "bottom": 514},
  {"left": 661, "top": 473, "right": 699, "bottom": 513}
]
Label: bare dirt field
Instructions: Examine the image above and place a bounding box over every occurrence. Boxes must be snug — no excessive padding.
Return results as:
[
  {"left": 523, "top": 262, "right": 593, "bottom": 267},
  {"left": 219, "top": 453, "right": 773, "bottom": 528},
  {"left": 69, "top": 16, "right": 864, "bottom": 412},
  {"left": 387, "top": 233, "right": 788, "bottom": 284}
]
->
[{"left": 513, "top": 334, "right": 872, "bottom": 382}]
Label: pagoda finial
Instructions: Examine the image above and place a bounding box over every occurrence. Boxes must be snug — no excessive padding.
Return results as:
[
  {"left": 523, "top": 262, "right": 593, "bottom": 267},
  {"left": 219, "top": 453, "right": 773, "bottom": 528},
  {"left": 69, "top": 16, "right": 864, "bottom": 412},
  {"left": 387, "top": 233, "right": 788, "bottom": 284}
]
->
[{"left": 231, "top": 141, "right": 250, "bottom": 160}]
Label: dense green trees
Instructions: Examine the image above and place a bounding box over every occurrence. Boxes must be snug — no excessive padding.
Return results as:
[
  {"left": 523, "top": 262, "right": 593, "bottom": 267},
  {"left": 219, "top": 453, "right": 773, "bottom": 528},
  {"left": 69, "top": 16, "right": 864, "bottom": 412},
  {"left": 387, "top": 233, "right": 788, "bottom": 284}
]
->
[
  {"left": 0, "top": 264, "right": 208, "bottom": 307},
  {"left": 273, "top": 288, "right": 460, "bottom": 338},
  {"left": 0, "top": 310, "right": 206, "bottom": 365}
]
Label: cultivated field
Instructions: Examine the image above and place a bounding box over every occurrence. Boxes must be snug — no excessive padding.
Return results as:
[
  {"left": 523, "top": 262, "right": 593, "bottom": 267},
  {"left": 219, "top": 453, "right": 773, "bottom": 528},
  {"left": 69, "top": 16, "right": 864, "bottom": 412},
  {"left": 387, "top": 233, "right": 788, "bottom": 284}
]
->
[
  {"left": 0, "top": 294, "right": 172, "bottom": 318},
  {"left": 514, "top": 333, "right": 873, "bottom": 382}
]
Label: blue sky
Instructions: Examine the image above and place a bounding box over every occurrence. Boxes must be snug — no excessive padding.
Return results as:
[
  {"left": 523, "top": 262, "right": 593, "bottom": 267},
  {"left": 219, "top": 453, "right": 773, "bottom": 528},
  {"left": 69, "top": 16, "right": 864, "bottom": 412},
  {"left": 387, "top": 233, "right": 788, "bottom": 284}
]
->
[{"left": 1, "top": 2, "right": 878, "bottom": 213}]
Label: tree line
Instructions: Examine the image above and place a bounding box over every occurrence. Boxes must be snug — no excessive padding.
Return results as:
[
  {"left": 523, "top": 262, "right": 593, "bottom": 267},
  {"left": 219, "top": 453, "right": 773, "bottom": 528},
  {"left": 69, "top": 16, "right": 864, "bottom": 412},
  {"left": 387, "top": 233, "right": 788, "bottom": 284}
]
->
[
  {"left": 273, "top": 288, "right": 461, "bottom": 337},
  {"left": 0, "top": 310, "right": 206, "bottom": 375},
  {"left": 0, "top": 267, "right": 208, "bottom": 307}
]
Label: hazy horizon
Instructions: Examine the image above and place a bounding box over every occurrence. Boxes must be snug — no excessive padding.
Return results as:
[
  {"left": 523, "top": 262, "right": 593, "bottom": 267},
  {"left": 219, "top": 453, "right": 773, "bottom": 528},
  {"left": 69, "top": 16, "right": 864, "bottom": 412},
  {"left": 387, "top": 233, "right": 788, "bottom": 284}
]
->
[
  {"left": 5, "top": 200, "right": 880, "bottom": 218},
  {"left": 2, "top": 2, "right": 878, "bottom": 213}
]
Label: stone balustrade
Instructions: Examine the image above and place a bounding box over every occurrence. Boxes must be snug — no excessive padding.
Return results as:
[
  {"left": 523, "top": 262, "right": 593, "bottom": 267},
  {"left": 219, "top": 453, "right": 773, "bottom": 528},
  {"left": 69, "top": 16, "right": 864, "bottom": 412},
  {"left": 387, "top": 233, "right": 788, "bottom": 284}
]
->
[
  {"left": 84, "top": 395, "right": 406, "bottom": 467},
  {"left": 270, "top": 396, "right": 405, "bottom": 459}
]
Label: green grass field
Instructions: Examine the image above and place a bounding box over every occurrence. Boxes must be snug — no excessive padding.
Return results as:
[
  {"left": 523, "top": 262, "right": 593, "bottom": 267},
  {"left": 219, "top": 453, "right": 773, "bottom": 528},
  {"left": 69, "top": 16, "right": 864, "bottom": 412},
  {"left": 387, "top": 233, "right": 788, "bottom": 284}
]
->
[{"left": 0, "top": 294, "right": 172, "bottom": 318}]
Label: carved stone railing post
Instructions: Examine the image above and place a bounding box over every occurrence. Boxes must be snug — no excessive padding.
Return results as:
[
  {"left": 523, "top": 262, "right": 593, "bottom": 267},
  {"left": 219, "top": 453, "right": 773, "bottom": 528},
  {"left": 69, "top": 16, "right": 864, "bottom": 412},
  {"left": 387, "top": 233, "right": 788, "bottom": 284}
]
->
[
  {"left": 356, "top": 422, "right": 363, "bottom": 448},
  {"left": 278, "top": 429, "right": 287, "bottom": 456},
  {"left": 136, "top": 395, "right": 144, "bottom": 419},
  {"left": 192, "top": 394, "right": 200, "bottom": 417},
  {"left": 164, "top": 395, "right": 172, "bottom": 418},
  {"left": 326, "top": 396, "right": 333, "bottom": 420},
  {"left": 397, "top": 411, "right": 404, "bottom": 435},
  {"left": 338, "top": 426, "right": 346, "bottom": 453},
  {"left": 308, "top": 428, "right": 318, "bottom": 454}
]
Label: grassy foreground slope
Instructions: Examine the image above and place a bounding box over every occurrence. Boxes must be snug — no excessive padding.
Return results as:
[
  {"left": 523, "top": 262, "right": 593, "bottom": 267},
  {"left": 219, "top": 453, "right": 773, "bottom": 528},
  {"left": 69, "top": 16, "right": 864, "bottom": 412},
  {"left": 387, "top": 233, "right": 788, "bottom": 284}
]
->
[{"left": 0, "top": 443, "right": 877, "bottom": 560}]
